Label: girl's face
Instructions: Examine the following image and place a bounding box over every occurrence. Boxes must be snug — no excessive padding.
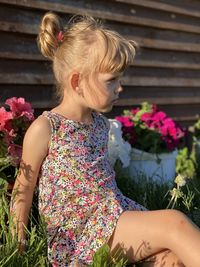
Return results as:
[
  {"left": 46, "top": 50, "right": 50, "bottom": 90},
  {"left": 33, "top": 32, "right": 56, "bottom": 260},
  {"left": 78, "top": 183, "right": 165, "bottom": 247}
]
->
[{"left": 83, "top": 72, "right": 123, "bottom": 112}]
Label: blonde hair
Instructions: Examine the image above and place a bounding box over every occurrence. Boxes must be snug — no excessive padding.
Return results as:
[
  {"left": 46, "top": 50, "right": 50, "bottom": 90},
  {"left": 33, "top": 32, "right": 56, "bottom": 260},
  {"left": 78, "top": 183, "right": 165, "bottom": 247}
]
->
[{"left": 37, "top": 12, "right": 137, "bottom": 100}]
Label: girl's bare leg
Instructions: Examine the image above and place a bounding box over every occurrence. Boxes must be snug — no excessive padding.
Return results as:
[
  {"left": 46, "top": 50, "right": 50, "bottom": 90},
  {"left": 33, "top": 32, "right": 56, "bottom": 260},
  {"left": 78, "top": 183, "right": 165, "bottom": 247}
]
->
[
  {"left": 138, "top": 250, "right": 185, "bottom": 266},
  {"left": 107, "top": 209, "right": 200, "bottom": 267}
]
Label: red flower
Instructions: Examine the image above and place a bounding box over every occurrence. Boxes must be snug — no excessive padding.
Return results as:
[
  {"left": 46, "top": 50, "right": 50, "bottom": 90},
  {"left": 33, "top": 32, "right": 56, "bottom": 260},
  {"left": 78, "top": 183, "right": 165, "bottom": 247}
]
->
[
  {"left": 0, "top": 97, "right": 35, "bottom": 183},
  {"left": 115, "top": 116, "right": 134, "bottom": 127},
  {"left": 116, "top": 102, "right": 185, "bottom": 153},
  {"left": 153, "top": 111, "right": 166, "bottom": 121},
  {"left": 140, "top": 112, "right": 152, "bottom": 127},
  {"left": 131, "top": 108, "right": 139, "bottom": 115},
  {"left": 6, "top": 97, "right": 34, "bottom": 120},
  {"left": 0, "top": 107, "right": 12, "bottom": 131}
]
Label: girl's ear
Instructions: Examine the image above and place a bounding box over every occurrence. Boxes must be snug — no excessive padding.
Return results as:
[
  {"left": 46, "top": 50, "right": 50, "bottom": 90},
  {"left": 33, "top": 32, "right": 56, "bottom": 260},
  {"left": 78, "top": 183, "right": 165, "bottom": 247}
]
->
[{"left": 70, "top": 72, "right": 81, "bottom": 93}]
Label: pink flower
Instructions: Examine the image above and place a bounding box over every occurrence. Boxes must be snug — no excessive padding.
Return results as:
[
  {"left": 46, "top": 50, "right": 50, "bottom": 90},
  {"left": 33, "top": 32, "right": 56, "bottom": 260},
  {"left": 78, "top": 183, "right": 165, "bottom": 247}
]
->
[
  {"left": 152, "top": 104, "right": 158, "bottom": 113},
  {"left": 160, "top": 125, "right": 168, "bottom": 136},
  {"left": 0, "top": 107, "right": 12, "bottom": 131},
  {"left": 117, "top": 102, "right": 185, "bottom": 153},
  {"left": 152, "top": 111, "right": 166, "bottom": 124},
  {"left": 0, "top": 97, "right": 34, "bottom": 179},
  {"left": 115, "top": 116, "right": 134, "bottom": 127},
  {"left": 164, "top": 118, "right": 175, "bottom": 128},
  {"left": 164, "top": 137, "right": 177, "bottom": 151},
  {"left": 131, "top": 108, "right": 139, "bottom": 115},
  {"left": 2, "top": 128, "right": 16, "bottom": 147},
  {"left": 140, "top": 112, "right": 152, "bottom": 127},
  {"left": 6, "top": 97, "right": 34, "bottom": 120},
  {"left": 176, "top": 127, "right": 185, "bottom": 139}
]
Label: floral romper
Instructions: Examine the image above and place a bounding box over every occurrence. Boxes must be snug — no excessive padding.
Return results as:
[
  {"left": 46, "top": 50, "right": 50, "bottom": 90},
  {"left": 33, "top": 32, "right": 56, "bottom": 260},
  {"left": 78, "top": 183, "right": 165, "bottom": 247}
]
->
[{"left": 38, "top": 110, "right": 146, "bottom": 267}]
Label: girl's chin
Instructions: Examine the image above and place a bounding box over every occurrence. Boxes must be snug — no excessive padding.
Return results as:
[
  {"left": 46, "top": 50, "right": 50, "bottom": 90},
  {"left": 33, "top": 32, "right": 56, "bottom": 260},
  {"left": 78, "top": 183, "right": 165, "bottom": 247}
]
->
[{"left": 98, "top": 104, "right": 113, "bottom": 113}]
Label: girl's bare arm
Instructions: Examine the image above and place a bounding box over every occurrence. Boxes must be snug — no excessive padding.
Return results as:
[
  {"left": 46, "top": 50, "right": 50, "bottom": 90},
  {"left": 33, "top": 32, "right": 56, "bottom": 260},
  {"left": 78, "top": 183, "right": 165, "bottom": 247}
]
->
[{"left": 10, "top": 115, "right": 51, "bottom": 242}]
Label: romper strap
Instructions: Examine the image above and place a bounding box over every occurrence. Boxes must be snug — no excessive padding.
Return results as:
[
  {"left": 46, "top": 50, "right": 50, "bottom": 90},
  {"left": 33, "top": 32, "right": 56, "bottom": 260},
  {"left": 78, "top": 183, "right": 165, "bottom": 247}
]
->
[
  {"left": 41, "top": 111, "right": 61, "bottom": 134},
  {"left": 99, "top": 113, "right": 110, "bottom": 131}
]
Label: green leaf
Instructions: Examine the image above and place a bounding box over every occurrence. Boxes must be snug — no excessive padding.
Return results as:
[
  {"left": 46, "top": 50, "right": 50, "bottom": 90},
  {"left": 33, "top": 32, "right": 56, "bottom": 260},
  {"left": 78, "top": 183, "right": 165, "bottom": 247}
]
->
[{"left": 0, "top": 177, "right": 8, "bottom": 190}]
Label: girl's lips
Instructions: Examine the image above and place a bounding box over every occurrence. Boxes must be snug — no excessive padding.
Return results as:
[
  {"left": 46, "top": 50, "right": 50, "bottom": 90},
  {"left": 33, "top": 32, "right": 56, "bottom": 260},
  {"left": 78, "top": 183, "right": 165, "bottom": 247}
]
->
[{"left": 112, "top": 99, "right": 119, "bottom": 103}]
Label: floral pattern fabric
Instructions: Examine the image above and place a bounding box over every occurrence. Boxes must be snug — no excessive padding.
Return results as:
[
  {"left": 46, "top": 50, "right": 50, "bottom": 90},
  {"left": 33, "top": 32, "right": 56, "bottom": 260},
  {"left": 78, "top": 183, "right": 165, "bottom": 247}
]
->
[{"left": 38, "top": 110, "right": 146, "bottom": 267}]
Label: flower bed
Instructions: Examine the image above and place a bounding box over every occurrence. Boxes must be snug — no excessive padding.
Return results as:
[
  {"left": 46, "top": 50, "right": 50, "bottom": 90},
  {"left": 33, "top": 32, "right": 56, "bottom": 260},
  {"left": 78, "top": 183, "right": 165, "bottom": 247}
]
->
[
  {"left": 115, "top": 102, "right": 184, "bottom": 154},
  {"left": 0, "top": 97, "right": 34, "bottom": 187},
  {"left": 108, "top": 102, "right": 185, "bottom": 183}
]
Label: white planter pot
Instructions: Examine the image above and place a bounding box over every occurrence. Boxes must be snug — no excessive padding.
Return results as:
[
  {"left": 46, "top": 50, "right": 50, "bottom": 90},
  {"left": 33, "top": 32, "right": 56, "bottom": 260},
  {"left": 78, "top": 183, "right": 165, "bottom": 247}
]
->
[{"left": 128, "top": 148, "right": 178, "bottom": 184}]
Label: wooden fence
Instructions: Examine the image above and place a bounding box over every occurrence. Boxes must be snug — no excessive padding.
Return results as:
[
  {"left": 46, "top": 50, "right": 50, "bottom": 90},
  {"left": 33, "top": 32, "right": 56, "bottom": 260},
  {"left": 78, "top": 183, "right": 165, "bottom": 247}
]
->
[{"left": 0, "top": 0, "right": 200, "bottom": 127}]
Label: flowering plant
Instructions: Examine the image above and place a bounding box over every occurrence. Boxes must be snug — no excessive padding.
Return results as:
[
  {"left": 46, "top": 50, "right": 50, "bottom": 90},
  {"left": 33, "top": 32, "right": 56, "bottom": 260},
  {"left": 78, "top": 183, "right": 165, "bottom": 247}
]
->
[
  {"left": 167, "top": 173, "right": 200, "bottom": 227},
  {"left": 116, "top": 102, "right": 185, "bottom": 154},
  {"left": 0, "top": 97, "right": 34, "bottom": 185}
]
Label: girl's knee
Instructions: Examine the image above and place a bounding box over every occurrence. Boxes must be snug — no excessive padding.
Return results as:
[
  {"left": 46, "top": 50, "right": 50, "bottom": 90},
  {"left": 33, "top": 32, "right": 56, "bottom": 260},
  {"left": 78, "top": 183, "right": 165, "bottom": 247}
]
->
[{"left": 165, "top": 209, "right": 190, "bottom": 236}]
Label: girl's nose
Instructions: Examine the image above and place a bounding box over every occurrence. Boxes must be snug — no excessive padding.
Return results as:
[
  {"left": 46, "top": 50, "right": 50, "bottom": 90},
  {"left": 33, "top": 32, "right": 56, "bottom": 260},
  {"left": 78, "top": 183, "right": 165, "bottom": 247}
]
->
[{"left": 116, "top": 83, "right": 123, "bottom": 93}]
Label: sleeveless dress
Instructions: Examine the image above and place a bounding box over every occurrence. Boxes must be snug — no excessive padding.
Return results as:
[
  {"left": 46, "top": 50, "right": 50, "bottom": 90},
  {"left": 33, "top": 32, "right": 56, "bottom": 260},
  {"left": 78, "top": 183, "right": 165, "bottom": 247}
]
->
[{"left": 38, "top": 110, "right": 146, "bottom": 267}]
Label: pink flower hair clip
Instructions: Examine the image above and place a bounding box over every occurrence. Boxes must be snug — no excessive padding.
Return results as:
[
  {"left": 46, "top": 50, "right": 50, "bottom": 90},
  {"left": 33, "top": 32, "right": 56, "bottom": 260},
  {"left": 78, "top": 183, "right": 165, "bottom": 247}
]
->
[{"left": 56, "top": 31, "right": 64, "bottom": 44}]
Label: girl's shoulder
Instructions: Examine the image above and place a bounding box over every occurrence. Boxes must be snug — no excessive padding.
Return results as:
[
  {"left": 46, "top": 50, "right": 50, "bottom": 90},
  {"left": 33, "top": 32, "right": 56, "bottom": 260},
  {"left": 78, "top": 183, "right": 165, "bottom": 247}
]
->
[
  {"left": 39, "top": 110, "right": 61, "bottom": 132},
  {"left": 22, "top": 115, "right": 51, "bottom": 157},
  {"left": 25, "top": 114, "right": 52, "bottom": 141}
]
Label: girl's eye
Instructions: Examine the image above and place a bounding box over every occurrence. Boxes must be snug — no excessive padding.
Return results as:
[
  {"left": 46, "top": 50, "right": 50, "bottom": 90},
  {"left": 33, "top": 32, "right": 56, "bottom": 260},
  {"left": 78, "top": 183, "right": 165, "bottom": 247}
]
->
[{"left": 107, "top": 77, "right": 117, "bottom": 83}]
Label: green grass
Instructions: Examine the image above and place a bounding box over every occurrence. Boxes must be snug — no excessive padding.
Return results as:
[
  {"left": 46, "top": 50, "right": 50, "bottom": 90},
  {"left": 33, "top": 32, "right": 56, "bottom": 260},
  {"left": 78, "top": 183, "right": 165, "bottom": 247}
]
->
[
  {"left": 0, "top": 187, "right": 49, "bottom": 267},
  {"left": 114, "top": 160, "right": 170, "bottom": 211},
  {"left": 0, "top": 151, "right": 200, "bottom": 266}
]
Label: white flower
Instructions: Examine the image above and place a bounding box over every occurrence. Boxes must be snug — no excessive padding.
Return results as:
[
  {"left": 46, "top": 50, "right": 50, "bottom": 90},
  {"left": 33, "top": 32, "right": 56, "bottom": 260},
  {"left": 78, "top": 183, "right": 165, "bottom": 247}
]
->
[
  {"left": 170, "top": 188, "right": 183, "bottom": 200},
  {"left": 174, "top": 174, "right": 186, "bottom": 187},
  {"left": 108, "top": 119, "right": 131, "bottom": 167}
]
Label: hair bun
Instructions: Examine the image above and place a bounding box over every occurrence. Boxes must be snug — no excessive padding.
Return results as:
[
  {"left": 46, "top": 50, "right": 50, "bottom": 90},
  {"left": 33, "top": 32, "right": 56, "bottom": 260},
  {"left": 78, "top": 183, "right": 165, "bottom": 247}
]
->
[{"left": 37, "top": 12, "right": 63, "bottom": 60}]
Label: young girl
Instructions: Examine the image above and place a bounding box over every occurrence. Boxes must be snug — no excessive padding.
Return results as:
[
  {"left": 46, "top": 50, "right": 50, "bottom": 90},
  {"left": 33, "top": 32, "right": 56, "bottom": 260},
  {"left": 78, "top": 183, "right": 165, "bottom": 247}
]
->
[{"left": 11, "top": 12, "right": 200, "bottom": 267}]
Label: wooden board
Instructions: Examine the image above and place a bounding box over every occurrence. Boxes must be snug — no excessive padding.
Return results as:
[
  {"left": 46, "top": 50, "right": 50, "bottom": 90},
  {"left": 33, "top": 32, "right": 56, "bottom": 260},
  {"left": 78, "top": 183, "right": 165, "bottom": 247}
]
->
[{"left": 0, "top": 0, "right": 200, "bottom": 127}]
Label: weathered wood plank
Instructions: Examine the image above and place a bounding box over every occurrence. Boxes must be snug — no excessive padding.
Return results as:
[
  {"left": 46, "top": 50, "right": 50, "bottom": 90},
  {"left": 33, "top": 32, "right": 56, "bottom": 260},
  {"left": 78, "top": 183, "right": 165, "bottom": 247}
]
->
[
  {"left": 1, "top": 29, "right": 200, "bottom": 69},
  {"left": 0, "top": 73, "right": 53, "bottom": 84},
  {"left": 111, "top": 0, "right": 200, "bottom": 19},
  {"left": 1, "top": 72, "right": 200, "bottom": 87},
  {"left": 1, "top": 0, "right": 200, "bottom": 34},
  {"left": 121, "top": 77, "right": 200, "bottom": 87},
  {"left": 137, "top": 48, "right": 200, "bottom": 65},
  {"left": 129, "top": 36, "right": 200, "bottom": 52},
  {"left": 0, "top": 73, "right": 200, "bottom": 87},
  {"left": 121, "top": 86, "right": 200, "bottom": 98},
  {"left": 1, "top": 21, "right": 200, "bottom": 53},
  {"left": 125, "top": 67, "right": 200, "bottom": 79},
  {"left": 2, "top": 50, "right": 200, "bottom": 70},
  {"left": 133, "top": 60, "right": 200, "bottom": 70},
  {"left": 2, "top": 4, "right": 200, "bottom": 44},
  {"left": 0, "top": 51, "right": 43, "bottom": 60},
  {"left": 0, "top": 21, "right": 37, "bottom": 34},
  {"left": 0, "top": 100, "right": 55, "bottom": 109},
  {"left": 0, "top": 0, "right": 200, "bottom": 127},
  {"left": 116, "top": 97, "right": 200, "bottom": 106},
  {"left": 0, "top": 84, "right": 54, "bottom": 98},
  {"left": 109, "top": 21, "right": 200, "bottom": 47}
]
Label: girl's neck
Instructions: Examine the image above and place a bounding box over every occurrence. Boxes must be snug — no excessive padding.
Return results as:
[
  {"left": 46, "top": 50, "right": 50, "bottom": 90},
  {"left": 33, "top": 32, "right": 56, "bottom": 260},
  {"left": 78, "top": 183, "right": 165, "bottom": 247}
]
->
[{"left": 52, "top": 101, "right": 94, "bottom": 124}]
